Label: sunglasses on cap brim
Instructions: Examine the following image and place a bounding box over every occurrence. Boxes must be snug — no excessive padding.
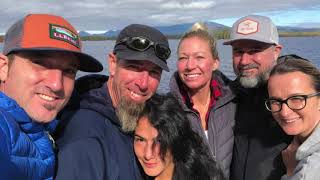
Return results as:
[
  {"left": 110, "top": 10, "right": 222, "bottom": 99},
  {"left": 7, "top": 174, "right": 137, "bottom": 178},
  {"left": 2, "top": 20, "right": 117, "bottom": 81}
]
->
[{"left": 115, "top": 36, "right": 171, "bottom": 61}]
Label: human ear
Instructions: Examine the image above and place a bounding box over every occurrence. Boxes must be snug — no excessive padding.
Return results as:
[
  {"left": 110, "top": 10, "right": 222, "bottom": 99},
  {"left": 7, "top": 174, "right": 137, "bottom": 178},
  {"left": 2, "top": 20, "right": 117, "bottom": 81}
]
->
[
  {"left": 0, "top": 54, "right": 9, "bottom": 82},
  {"left": 274, "top": 45, "right": 283, "bottom": 60},
  {"left": 108, "top": 53, "right": 117, "bottom": 77},
  {"left": 212, "top": 58, "right": 220, "bottom": 71}
]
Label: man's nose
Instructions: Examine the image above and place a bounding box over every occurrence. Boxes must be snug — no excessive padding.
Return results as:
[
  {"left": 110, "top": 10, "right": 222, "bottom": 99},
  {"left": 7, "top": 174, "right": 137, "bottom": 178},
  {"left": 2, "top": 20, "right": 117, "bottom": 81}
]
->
[
  {"left": 239, "top": 52, "right": 252, "bottom": 65},
  {"left": 136, "top": 71, "right": 149, "bottom": 91},
  {"left": 45, "top": 69, "right": 64, "bottom": 92}
]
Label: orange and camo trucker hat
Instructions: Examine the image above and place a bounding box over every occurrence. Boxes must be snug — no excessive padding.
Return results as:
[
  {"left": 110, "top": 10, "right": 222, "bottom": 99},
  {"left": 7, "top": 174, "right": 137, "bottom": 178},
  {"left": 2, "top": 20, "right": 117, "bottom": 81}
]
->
[{"left": 3, "top": 14, "right": 103, "bottom": 72}]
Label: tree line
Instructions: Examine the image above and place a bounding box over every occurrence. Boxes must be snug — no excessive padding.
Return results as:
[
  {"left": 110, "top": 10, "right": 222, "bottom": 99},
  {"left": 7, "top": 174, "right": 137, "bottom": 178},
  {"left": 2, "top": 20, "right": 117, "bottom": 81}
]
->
[{"left": 0, "top": 29, "right": 320, "bottom": 42}]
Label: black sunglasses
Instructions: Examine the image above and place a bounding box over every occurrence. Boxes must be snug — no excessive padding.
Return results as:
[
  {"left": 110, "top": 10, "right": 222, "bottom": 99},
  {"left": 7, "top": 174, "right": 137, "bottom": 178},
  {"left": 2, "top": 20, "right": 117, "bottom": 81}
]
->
[{"left": 115, "top": 36, "right": 171, "bottom": 61}]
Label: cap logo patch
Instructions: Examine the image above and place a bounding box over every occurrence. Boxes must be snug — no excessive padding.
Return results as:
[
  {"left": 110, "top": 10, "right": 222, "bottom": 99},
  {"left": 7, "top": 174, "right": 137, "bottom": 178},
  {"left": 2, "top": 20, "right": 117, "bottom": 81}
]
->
[
  {"left": 237, "top": 19, "right": 259, "bottom": 35},
  {"left": 49, "top": 24, "right": 80, "bottom": 48}
]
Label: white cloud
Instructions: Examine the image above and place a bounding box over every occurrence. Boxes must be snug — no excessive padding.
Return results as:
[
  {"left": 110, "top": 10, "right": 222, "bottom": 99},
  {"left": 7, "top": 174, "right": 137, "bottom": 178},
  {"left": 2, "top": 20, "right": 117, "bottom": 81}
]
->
[
  {"left": 161, "top": 1, "right": 216, "bottom": 10},
  {"left": 0, "top": 0, "right": 319, "bottom": 33}
]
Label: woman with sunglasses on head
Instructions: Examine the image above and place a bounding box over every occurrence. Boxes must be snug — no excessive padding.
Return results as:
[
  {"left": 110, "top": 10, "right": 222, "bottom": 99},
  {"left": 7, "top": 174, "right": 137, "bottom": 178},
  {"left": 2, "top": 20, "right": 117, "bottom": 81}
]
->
[
  {"left": 265, "top": 56, "right": 320, "bottom": 180},
  {"left": 169, "top": 22, "right": 236, "bottom": 179},
  {"left": 134, "top": 94, "right": 225, "bottom": 180}
]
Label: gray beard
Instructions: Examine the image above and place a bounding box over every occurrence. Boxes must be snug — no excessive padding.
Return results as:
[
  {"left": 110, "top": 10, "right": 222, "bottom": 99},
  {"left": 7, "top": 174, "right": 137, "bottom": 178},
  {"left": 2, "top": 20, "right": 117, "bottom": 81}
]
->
[
  {"left": 116, "top": 97, "right": 145, "bottom": 133},
  {"left": 239, "top": 70, "right": 270, "bottom": 88}
]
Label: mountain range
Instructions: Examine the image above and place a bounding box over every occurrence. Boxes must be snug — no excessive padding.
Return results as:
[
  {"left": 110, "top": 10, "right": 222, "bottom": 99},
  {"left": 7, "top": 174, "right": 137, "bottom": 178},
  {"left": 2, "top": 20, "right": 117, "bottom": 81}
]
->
[{"left": 79, "top": 21, "right": 320, "bottom": 37}]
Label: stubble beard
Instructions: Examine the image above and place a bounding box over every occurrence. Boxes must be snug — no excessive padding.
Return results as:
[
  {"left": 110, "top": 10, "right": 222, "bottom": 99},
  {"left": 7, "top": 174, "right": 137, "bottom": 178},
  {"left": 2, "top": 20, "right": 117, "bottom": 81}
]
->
[{"left": 116, "top": 96, "right": 145, "bottom": 133}]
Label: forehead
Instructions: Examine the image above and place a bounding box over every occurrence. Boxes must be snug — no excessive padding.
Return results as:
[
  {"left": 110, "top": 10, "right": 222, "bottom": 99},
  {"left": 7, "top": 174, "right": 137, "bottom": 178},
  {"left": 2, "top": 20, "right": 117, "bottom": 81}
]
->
[
  {"left": 135, "top": 116, "right": 158, "bottom": 138},
  {"left": 14, "top": 51, "right": 79, "bottom": 66},
  {"left": 180, "top": 36, "right": 209, "bottom": 47},
  {"left": 231, "top": 40, "right": 272, "bottom": 49},
  {"left": 119, "top": 59, "right": 161, "bottom": 69},
  {"left": 269, "top": 72, "right": 314, "bottom": 91}
]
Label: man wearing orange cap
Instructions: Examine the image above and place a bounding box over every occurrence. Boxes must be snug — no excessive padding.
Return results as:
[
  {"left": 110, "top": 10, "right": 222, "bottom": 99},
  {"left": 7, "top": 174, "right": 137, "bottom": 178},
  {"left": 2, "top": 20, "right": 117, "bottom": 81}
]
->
[{"left": 0, "top": 14, "right": 102, "bottom": 179}]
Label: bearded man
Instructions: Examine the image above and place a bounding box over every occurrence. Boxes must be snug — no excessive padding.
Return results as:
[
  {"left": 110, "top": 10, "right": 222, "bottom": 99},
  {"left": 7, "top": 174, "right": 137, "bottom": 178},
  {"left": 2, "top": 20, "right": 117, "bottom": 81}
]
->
[
  {"left": 223, "top": 15, "right": 292, "bottom": 180},
  {"left": 54, "top": 24, "right": 171, "bottom": 180}
]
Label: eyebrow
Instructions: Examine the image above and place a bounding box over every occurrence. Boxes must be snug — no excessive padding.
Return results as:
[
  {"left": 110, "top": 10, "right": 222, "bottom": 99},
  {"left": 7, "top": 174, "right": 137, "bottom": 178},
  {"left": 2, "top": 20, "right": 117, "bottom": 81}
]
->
[
  {"left": 269, "top": 93, "right": 311, "bottom": 99},
  {"left": 134, "top": 134, "right": 144, "bottom": 138}
]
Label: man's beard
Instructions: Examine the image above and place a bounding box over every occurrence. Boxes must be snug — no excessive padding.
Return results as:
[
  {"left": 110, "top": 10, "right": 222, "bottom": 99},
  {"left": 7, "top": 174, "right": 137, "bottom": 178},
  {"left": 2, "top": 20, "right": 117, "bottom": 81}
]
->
[
  {"left": 239, "top": 72, "right": 270, "bottom": 88},
  {"left": 116, "top": 96, "right": 145, "bottom": 133},
  {"left": 237, "top": 64, "right": 272, "bottom": 88}
]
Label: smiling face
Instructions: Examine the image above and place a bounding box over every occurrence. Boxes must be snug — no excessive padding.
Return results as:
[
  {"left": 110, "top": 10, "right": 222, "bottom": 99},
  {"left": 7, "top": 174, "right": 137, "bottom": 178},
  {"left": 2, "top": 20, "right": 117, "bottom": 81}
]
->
[
  {"left": 268, "top": 71, "right": 320, "bottom": 139},
  {"left": 0, "top": 51, "right": 78, "bottom": 123},
  {"left": 177, "top": 36, "right": 219, "bottom": 92},
  {"left": 134, "top": 116, "right": 174, "bottom": 179},
  {"left": 108, "top": 53, "right": 162, "bottom": 107},
  {"left": 231, "top": 40, "right": 281, "bottom": 88}
]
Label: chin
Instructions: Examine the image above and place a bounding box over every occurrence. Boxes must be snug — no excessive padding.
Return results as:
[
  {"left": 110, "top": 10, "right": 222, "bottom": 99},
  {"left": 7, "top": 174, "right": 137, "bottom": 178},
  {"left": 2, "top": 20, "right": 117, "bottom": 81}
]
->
[
  {"left": 145, "top": 170, "right": 161, "bottom": 177},
  {"left": 282, "top": 128, "right": 301, "bottom": 136},
  {"left": 30, "top": 112, "right": 57, "bottom": 123}
]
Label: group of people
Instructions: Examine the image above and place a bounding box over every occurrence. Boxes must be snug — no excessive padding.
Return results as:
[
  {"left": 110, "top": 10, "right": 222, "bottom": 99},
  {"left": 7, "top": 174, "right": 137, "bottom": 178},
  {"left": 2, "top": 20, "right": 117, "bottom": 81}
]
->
[{"left": 0, "top": 12, "right": 319, "bottom": 180}]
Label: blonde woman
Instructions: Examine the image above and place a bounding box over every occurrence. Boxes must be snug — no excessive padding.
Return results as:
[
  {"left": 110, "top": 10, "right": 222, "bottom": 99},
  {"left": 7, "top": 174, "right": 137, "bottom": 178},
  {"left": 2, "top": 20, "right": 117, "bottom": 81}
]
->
[{"left": 169, "top": 23, "right": 236, "bottom": 179}]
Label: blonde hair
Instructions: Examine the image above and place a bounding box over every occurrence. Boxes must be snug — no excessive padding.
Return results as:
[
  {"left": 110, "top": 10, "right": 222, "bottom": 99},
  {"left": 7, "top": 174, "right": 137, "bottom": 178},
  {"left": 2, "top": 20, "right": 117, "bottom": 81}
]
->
[{"left": 178, "top": 22, "right": 219, "bottom": 59}]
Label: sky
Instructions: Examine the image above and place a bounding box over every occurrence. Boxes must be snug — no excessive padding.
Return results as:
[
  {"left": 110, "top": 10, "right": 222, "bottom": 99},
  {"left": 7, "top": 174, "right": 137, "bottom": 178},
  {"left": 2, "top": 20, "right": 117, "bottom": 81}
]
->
[{"left": 0, "top": 0, "right": 319, "bottom": 34}]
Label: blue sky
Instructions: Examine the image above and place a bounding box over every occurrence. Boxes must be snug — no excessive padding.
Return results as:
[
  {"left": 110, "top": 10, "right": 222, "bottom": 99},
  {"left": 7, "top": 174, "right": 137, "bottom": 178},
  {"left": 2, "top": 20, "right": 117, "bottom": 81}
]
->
[
  {"left": 213, "top": 8, "right": 320, "bottom": 28},
  {"left": 0, "top": 0, "right": 319, "bottom": 33}
]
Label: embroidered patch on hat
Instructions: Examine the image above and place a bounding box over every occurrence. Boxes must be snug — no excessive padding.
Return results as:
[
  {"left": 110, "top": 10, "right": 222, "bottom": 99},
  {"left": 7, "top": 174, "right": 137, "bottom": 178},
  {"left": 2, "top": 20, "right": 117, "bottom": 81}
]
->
[
  {"left": 49, "top": 24, "right": 80, "bottom": 48},
  {"left": 237, "top": 19, "right": 259, "bottom": 35}
]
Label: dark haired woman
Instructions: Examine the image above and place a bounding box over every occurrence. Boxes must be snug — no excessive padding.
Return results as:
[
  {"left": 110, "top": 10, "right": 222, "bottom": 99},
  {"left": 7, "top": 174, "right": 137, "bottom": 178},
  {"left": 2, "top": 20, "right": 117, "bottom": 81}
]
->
[
  {"left": 134, "top": 94, "right": 225, "bottom": 180},
  {"left": 266, "top": 56, "right": 320, "bottom": 179}
]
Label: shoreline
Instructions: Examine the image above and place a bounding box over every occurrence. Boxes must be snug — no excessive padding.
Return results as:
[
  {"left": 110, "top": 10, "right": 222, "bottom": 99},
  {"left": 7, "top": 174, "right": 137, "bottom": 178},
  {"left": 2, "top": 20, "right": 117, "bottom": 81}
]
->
[{"left": 0, "top": 32, "right": 320, "bottom": 42}]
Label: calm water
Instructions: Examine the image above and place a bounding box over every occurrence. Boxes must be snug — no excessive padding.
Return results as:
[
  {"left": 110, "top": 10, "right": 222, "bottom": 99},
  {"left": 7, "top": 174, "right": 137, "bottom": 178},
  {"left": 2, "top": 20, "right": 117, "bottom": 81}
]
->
[{"left": 0, "top": 37, "right": 319, "bottom": 92}]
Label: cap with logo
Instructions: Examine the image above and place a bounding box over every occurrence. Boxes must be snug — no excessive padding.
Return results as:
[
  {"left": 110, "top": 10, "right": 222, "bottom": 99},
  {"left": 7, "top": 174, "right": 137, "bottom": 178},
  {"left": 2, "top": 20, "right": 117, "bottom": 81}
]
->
[
  {"left": 3, "top": 14, "right": 103, "bottom": 72},
  {"left": 114, "top": 24, "right": 170, "bottom": 72},
  {"left": 223, "top": 15, "right": 279, "bottom": 45}
]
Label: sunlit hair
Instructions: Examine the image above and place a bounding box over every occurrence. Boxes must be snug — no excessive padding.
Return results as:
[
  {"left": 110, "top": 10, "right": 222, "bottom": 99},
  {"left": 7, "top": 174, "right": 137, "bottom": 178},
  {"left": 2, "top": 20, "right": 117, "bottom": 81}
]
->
[
  {"left": 177, "top": 22, "right": 219, "bottom": 59},
  {"left": 138, "top": 94, "right": 225, "bottom": 180},
  {"left": 270, "top": 55, "right": 320, "bottom": 92}
]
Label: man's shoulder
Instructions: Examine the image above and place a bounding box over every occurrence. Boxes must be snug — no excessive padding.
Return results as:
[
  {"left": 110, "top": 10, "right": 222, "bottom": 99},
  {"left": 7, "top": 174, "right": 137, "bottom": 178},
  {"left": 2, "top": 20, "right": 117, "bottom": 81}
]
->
[{"left": 54, "top": 107, "right": 117, "bottom": 145}]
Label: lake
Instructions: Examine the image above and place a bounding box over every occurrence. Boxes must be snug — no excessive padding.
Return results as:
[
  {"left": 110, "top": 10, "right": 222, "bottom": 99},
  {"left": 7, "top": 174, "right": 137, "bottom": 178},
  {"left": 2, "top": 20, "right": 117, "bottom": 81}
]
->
[{"left": 0, "top": 36, "right": 319, "bottom": 92}]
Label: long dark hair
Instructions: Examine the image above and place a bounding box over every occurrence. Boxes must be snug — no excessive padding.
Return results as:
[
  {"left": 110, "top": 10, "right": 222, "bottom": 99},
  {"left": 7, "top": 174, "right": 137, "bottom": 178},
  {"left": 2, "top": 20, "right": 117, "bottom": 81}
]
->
[{"left": 139, "top": 94, "right": 225, "bottom": 180}]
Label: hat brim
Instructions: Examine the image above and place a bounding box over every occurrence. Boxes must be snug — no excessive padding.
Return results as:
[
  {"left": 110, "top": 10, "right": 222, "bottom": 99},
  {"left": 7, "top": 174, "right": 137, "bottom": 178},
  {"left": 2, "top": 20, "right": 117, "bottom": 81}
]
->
[
  {"left": 115, "top": 46, "right": 169, "bottom": 72},
  {"left": 6, "top": 47, "right": 103, "bottom": 72},
  {"left": 223, "top": 38, "right": 277, "bottom": 45}
]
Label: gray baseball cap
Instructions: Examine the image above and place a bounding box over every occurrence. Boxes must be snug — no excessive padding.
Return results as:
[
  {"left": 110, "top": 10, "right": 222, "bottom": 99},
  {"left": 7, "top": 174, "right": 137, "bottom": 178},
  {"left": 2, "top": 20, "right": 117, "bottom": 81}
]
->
[{"left": 223, "top": 15, "right": 279, "bottom": 45}]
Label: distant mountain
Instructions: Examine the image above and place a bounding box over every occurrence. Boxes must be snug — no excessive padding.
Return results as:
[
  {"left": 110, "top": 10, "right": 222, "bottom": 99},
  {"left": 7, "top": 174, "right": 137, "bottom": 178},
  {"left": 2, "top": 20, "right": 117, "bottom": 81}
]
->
[
  {"left": 278, "top": 26, "right": 320, "bottom": 32},
  {"left": 79, "top": 31, "right": 91, "bottom": 36},
  {"left": 79, "top": 21, "right": 229, "bottom": 38},
  {"left": 78, "top": 22, "right": 320, "bottom": 38},
  {"left": 101, "top": 30, "right": 120, "bottom": 37},
  {"left": 155, "top": 22, "right": 228, "bottom": 36}
]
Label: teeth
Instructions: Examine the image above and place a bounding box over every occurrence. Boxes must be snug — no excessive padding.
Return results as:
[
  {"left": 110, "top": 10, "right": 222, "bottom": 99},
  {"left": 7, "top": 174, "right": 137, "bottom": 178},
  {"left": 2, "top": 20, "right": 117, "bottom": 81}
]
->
[
  {"left": 130, "top": 91, "right": 142, "bottom": 98},
  {"left": 283, "top": 118, "right": 299, "bottom": 123},
  {"left": 285, "top": 120, "right": 295, "bottom": 123},
  {"left": 186, "top": 74, "right": 200, "bottom": 78},
  {"left": 39, "top": 94, "right": 55, "bottom": 101}
]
